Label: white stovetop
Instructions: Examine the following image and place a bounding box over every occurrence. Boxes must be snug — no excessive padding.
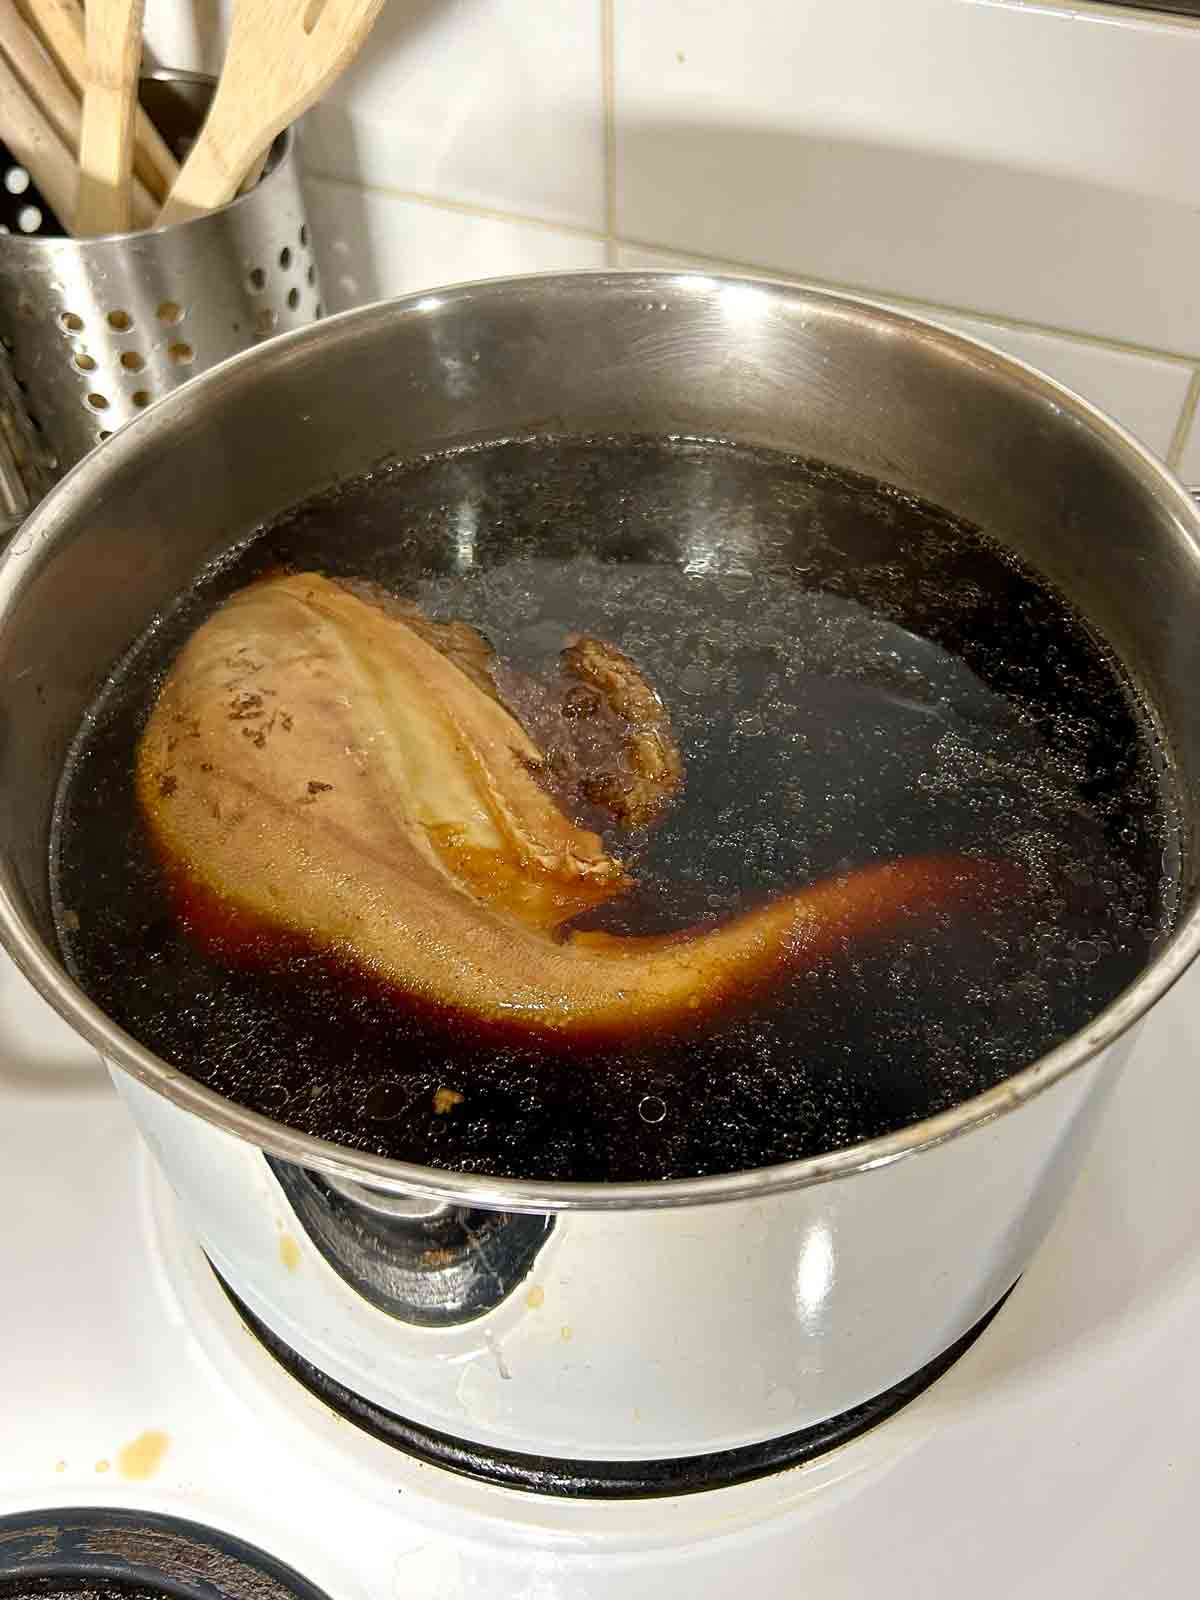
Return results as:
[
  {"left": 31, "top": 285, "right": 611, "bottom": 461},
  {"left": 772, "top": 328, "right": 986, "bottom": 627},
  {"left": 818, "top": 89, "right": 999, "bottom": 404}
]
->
[{"left": 2, "top": 944, "right": 1199, "bottom": 1599}]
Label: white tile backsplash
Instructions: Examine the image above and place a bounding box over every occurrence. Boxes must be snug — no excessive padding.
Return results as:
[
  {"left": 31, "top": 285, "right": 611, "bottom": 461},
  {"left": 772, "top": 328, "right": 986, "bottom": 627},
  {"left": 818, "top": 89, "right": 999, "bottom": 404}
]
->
[
  {"left": 616, "top": 245, "right": 1195, "bottom": 460},
  {"left": 306, "top": 178, "right": 606, "bottom": 311},
  {"left": 613, "top": 0, "right": 1200, "bottom": 357},
  {"left": 301, "top": 0, "right": 607, "bottom": 233},
  {"left": 144, "top": 0, "right": 228, "bottom": 76},
  {"left": 147, "top": 0, "right": 1200, "bottom": 447},
  {"left": 910, "top": 311, "right": 1195, "bottom": 463},
  {"left": 146, "top": 0, "right": 607, "bottom": 232}
]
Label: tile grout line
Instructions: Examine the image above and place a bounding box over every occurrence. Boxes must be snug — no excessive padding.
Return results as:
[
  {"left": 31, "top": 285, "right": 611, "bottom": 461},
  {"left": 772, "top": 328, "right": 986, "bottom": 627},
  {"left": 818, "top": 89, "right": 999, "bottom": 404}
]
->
[
  {"left": 304, "top": 169, "right": 610, "bottom": 242},
  {"left": 601, "top": 0, "right": 618, "bottom": 267},
  {"left": 1166, "top": 369, "right": 1200, "bottom": 474},
  {"left": 301, "top": 171, "right": 1200, "bottom": 369}
]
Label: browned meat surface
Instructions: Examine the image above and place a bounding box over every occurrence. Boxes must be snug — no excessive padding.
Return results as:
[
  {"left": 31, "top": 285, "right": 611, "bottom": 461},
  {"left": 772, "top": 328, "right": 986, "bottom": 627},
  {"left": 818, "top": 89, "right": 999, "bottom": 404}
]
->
[
  {"left": 559, "top": 635, "right": 684, "bottom": 828},
  {"left": 136, "top": 572, "right": 1015, "bottom": 1043}
]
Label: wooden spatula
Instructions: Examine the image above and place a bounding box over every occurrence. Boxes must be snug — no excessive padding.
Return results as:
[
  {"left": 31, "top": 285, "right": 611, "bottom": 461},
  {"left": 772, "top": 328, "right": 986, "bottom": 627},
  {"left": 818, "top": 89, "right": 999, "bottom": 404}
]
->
[
  {"left": 74, "top": 0, "right": 146, "bottom": 235},
  {"left": 157, "top": 0, "right": 385, "bottom": 226}
]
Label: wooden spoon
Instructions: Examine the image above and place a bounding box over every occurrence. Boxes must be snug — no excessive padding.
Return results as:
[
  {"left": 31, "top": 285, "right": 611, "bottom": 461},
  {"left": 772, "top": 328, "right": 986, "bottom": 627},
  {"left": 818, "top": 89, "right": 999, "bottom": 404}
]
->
[
  {"left": 74, "top": 0, "right": 146, "bottom": 235},
  {"left": 157, "top": 0, "right": 385, "bottom": 226}
]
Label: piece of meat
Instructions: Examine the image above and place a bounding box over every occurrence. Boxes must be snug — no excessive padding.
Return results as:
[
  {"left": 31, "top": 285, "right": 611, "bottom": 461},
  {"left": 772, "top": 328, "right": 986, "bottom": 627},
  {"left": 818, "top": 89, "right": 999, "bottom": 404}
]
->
[
  {"left": 338, "top": 580, "right": 502, "bottom": 704},
  {"left": 558, "top": 636, "right": 684, "bottom": 828},
  {"left": 136, "top": 572, "right": 1017, "bottom": 1044}
]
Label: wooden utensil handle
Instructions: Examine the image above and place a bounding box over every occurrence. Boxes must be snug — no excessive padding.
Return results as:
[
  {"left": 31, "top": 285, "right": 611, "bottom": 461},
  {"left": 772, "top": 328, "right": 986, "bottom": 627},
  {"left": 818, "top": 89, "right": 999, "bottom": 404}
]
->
[
  {"left": 238, "top": 145, "right": 271, "bottom": 197},
  {"left": 75, "top": 87, "right": 132, "bottom": 234},
  {"left": 157, "top": 137, "right": 239, "bottom": 225},
  {"left": 0, "top": 3, "right": 157, "bottom": 230},
  {"left": 18, "top": 0, "right": 178, "bottom": 202},
  {"left": 75, "top": 0, "right": 147, "bottom": 236},
  {"left": 0, "top": 0, "right": 76, "bottom": 150},
  {"left": 157, "top": 87, "right": 260, "bottom": 224},
  {"left": 0, "top": 44, "right": 76, "bottom": 230}
]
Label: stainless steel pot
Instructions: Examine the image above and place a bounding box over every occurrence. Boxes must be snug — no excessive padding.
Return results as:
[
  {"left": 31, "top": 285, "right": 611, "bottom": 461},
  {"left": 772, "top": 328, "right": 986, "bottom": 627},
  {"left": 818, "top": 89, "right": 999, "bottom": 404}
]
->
[{"left": 1, "top": 272, "right": 1198, "bottom": 1495}]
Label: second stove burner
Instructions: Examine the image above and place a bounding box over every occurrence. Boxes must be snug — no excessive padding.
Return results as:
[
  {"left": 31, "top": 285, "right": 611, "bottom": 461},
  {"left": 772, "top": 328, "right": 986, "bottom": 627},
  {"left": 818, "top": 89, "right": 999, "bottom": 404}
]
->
[{"left": 0, "top": 1509, "right": 333, "bottom": 1600}]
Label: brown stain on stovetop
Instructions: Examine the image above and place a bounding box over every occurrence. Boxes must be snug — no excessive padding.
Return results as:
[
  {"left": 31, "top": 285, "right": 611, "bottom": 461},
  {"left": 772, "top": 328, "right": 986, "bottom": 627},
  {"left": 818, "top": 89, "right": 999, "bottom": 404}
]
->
[{"left": 117, "top": 1428, "right": 170, "bottom": 1480}]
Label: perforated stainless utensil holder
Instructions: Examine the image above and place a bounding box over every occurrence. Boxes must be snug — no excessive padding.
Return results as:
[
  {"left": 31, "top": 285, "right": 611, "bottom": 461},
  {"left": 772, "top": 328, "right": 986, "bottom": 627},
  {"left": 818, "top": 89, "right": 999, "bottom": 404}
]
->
[
  {"left": 0, "top": 344, "right": 55, "bottom": 542},
  {"left": 0, "top": 71, "right": 322, "bottom": 516}
]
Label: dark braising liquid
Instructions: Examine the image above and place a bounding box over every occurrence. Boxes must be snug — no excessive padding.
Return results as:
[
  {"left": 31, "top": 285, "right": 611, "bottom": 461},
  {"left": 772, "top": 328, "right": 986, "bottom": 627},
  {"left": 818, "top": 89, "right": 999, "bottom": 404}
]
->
[{"left": 51, "top": 438, "right": 1180, "bottom": 1182}]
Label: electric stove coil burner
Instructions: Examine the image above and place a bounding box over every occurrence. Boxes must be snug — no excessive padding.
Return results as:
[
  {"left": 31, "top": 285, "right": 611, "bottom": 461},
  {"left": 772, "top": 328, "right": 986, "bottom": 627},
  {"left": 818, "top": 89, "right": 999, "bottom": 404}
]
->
[
  {"left": 216, "top": 1267, "right": 1015, "bottom": 1499},
  {"left": 0, "top": 1510, "right": 334, "bottom": 1600}
]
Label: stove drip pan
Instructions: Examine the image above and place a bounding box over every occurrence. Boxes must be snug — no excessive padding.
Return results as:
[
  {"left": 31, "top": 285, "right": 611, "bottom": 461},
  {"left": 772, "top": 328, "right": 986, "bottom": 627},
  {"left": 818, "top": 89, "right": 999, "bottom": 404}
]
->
[
  {"left": 216, "top": 1267, "right": 1014, "bottom": 1499},
  {"left": 0, "top": 1510, "right": 334, "bottom": 1600}
]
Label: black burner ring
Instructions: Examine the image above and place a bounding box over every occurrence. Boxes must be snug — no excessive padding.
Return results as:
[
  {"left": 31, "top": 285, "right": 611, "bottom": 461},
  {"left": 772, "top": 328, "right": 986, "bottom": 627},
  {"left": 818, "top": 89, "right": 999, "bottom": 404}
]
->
[
  {"left": 0, "top": 1509, "right": 333, "bottom": 1600},
  {"left": 216, "top": 1266, "right": 1015, "bottom": 1500}
]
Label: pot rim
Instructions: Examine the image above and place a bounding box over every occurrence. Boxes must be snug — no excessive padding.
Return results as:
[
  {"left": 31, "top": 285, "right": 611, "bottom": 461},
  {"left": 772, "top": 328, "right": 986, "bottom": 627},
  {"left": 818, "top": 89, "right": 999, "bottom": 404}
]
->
[{"left": 2, "top": 268, "right": 1197, "bottom": 1213}]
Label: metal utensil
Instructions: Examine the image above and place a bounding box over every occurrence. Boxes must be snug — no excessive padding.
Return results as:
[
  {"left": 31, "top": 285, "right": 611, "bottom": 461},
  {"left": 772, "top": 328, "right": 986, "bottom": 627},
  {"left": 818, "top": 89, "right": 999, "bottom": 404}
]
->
[{"left": 158, "top": 0, "right": 385, "bottom": 225}]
